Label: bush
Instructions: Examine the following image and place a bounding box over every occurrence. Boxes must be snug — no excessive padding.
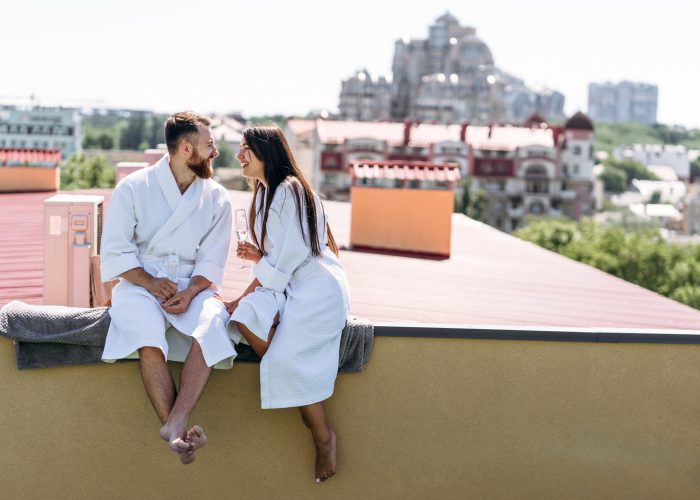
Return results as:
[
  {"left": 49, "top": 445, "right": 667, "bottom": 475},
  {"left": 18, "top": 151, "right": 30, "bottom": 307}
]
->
[{"left": 61, "top": 154, "right": 115, "bottom": 190}]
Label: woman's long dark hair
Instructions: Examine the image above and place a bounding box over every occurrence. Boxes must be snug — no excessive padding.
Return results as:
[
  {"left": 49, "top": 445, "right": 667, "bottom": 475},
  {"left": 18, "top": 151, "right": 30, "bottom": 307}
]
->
[{"left": 244, "top": 125, "right": 338, "bottom": 257}]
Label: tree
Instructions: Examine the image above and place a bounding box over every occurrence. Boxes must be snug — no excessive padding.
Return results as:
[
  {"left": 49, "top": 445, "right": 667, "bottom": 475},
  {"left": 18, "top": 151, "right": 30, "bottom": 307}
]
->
[
  {"left": 599, "top": 166, "right": 627, "bottom": 193},
  {"left": 120, "top": 114, "right": 147, "bottom": 150},
  {"left": 649, "top": 191, "right": 662, "bottom": 204},
  {"left": 691, "top": 158, "right": 700, "bottom": 182},
  {"left": 61, "top": 154, "right": 115, "bottom": 190},
  {"left": 603, "top": 157, "right": 658, "bottom": 186},
  {"left": 454, "top": 178, "right": 487, "bottom": 222},
  {"left": 214, "top": 141, "right": 236, "bottom": 168}
]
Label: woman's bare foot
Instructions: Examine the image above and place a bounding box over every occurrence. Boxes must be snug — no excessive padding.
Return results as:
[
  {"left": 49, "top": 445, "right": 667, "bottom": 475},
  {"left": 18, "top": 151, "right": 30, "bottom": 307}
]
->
[{"left": 314, "top": 429, "right": 336, "bottom": 482}]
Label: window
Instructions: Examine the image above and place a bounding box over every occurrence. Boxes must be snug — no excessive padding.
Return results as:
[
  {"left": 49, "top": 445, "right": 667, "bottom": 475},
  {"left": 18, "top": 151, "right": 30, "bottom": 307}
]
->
[
  {"left": 574, "top": 165, "right": 580, "bottom": 175},
  {"left": 562, "top": 164, "right": 568, "bottom": 174},
  {"left": 573, "top": 145, "right": 581, "bottom": 155}
]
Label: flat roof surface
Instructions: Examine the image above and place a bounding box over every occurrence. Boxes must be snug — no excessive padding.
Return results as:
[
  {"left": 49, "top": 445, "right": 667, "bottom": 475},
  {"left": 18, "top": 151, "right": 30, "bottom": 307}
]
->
[{"left": 1, "top": 189, "right": 700, "bottom": 330}]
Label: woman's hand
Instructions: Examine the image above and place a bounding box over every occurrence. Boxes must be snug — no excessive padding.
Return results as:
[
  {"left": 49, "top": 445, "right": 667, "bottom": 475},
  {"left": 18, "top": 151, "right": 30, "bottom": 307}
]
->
[
  {"left": 226, "top": 297, "right": 241, "bottom": 315},
  {"left": 237, "top": 241, "right": 262, "bottom": 263}
]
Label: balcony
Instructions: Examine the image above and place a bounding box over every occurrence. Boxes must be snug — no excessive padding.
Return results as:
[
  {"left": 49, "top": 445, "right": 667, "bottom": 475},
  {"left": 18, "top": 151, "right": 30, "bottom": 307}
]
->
[{"left": 508, "top": 206, "right": 524, "bottom": 217}]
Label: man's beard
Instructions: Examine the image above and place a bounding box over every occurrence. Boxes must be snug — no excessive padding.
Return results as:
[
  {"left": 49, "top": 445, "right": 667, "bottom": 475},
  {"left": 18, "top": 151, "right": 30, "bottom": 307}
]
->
[{"left": 187, "top": 149, "right": 214, "bottom": 179}]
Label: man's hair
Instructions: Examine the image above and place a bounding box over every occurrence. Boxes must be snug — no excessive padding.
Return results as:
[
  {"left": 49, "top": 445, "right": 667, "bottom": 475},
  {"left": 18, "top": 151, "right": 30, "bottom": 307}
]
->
[{"left": 164, "top": 111, "right": 211, "bottom": 155}]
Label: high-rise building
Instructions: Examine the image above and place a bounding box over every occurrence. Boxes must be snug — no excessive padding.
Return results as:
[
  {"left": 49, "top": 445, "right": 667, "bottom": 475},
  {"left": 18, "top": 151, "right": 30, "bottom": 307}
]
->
[
  {"left": 587, "top": 81, "right": 658, "bottom": 124},
  {"left": 338, "top": 13, "right": 565, "bottom": 125}
]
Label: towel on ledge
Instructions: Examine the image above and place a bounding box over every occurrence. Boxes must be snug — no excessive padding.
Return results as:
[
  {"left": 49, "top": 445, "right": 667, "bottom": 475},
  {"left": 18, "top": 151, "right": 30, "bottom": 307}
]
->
[{"left": 0, "top": 300, "right": 374, "bottom": 372}]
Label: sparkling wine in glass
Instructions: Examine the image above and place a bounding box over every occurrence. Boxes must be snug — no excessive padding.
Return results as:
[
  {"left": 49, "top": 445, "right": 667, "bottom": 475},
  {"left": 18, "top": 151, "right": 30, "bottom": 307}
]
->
[{"left": 235, "top": 209, "right": 249, "bottom": 269}]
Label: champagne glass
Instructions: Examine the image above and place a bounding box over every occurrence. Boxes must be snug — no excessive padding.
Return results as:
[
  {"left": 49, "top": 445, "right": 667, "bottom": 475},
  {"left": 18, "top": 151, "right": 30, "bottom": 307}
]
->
[{"left": 235, "top": 209, "right": 249, "bottom": 269}]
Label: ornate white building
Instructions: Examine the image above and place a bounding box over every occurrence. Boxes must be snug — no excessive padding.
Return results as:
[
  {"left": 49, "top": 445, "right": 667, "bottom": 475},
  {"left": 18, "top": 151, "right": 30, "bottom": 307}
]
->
[
  {"left": 338, "top": 13, "right": 565, "bottom": 125},
  {"left": 286, "top": 112, "right": 596, "bottom": 233}
]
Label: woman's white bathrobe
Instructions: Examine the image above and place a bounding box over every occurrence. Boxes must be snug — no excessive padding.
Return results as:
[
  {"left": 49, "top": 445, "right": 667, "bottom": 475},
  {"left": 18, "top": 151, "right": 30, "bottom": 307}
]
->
[
  {"left": 101, "top": 156, "right": 237, "bottom": 368},
  {"left": 229, "top": 180, "right": 350, "bottom": 409}
]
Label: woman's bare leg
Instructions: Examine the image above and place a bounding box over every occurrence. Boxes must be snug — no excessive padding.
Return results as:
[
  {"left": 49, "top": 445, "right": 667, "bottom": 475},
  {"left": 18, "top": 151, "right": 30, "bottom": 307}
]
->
[
  {"left": 233, "top": 320, "right": 276, "bottom": 358},
  {"left": 299, "top": 402, "right": 336, "bottom": 482}
]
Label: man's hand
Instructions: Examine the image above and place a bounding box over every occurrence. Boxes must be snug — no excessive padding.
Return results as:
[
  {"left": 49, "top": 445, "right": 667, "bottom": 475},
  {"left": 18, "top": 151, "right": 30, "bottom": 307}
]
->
[
  {"left": 237, "top": 242, "right": 262, "bottom": 263},
  {"left": 162, "top": 287, "right": 196, "bottom": 315},
  {"left": 145, "top": 277, "right": 178, "bottom": 302}
]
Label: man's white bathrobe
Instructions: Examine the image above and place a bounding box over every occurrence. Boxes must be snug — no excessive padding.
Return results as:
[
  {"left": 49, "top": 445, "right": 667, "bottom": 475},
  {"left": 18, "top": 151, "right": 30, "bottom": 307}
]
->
[
  {"left": 229, "top": 180, "right": 350, "bottom": 408},
  {"left": 101, "top": 156, "right": 237, "bottom": 368}
]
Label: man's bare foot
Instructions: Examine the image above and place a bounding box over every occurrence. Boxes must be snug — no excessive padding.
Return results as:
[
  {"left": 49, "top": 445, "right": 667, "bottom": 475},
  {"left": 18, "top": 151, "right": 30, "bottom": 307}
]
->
[
  {"left": 159, "top": 421, "right": 194, "bottom": 463},
  {"left": 314, "top": 429, "right": 336, "bottom": 482}
]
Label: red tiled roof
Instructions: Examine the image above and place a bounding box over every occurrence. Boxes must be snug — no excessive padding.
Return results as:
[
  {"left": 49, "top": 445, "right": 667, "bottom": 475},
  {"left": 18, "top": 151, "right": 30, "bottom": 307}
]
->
[
  {"left": 350, "top": 161, "right": 461, "bottom": 182},
  {"left": 301, "top": 119, "right": 555, "bottom": 151},
  {"left": 0, "top": 149, "right": 62, "bottom": 166},
  {"left": 2, "top": 189, "right": 700, "bottom": 330}
]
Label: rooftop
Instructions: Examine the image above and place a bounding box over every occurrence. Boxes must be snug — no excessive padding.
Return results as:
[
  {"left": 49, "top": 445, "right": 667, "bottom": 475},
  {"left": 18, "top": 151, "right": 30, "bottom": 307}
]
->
[
  {"left": 2, "top": 189, "right": 700, "bottom": 331},
  {"left": 290, "top": 119, "right": 557, "bottom": 151}
]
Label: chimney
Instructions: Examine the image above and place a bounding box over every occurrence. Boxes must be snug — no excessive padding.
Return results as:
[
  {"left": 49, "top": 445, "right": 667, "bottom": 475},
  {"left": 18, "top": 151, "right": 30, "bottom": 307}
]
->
[
  {"left": 403, "top": 119, "right": 412, "bottom": 146},
  {"left": 459, "top": 121, "right": 469, "bottom": 142}
]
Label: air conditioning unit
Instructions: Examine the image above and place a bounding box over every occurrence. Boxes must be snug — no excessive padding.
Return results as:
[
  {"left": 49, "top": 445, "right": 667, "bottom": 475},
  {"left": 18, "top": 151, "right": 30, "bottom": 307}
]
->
[{"left": 43, "top": 194, "right": 105, "bottom": 307}]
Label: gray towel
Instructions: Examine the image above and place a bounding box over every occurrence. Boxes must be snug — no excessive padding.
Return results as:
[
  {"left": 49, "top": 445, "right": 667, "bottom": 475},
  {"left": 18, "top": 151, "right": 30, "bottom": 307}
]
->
[
  {"left": 0, "top": 301, "right": 110, "bottom": 369},
  {"left": 0, "top": 301, "right": 374, "bottom": 372},
  {"left": 338, "top": 316, "right": 374, "bottom": 373}
]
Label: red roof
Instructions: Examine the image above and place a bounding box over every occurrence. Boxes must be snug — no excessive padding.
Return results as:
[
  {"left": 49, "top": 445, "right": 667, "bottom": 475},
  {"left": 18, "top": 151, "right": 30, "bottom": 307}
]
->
[
  {"left": 2, "top": 189, "right": 700, "bottom": 330},
  {"left": 350, "top": 161, "right": 461, "bottom": 182},
  {"left": 0, "top": 149, "right": 62, "bottom": 166}
]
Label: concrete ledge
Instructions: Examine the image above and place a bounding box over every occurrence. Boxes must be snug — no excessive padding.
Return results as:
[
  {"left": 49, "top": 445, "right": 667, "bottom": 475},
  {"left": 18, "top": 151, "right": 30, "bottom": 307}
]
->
[
  {"left": 375, "top": 323, "right": 700, "bottom": 344},
  {"left": 3, "top": 334, "right": 700, "bottom": 498}
]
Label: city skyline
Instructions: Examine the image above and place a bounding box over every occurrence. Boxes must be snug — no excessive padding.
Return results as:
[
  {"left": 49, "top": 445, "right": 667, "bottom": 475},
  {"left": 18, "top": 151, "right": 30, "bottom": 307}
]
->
[{"left": 2, "top": 0, "right": 698, "bottom": 127}]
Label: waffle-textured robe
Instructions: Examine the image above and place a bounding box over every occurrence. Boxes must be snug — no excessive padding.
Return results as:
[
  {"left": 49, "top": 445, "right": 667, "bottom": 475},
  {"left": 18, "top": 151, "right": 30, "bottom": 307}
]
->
[
  {"left": 100, "top": 155, "right": 237, "bottom": 368},
  {"left": 229, "top": 180, "right": 350, "bottom": 408}
]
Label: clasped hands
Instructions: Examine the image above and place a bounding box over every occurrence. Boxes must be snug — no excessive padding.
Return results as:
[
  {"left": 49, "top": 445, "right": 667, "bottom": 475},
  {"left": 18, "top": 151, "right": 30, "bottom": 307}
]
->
[{"left": 146, "top": 276, "right": 195, "bottom": 315}]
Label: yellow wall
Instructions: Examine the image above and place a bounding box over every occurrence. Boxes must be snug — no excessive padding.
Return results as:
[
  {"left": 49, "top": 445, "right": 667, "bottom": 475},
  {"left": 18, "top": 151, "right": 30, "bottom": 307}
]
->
[
  {"left": 2, "top": 336, "right": 700, "bottom": 499},
  {"left": 0, "top": 166, "right": 59, "bottom": 192},
  {"left": 350, "top": 187, "right": 454, "bottom": 255}
]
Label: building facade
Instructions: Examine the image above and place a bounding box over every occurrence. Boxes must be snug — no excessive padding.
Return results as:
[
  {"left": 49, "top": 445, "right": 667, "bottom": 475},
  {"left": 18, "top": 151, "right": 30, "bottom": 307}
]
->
[
  {"left": 286, "top": 112, "right": 596, "bottom": 233},
  {"left": 337, "top": 13, "right": 565, "bottom": 125},
  {"left": 587, "top": 81, "right": 658, "bottom": 124},
  {"left": 0, "top": 105, "right": 82, "bottom": 160},
  {"left": 613, "top": 143, "right": 690, "bottom": 181}
]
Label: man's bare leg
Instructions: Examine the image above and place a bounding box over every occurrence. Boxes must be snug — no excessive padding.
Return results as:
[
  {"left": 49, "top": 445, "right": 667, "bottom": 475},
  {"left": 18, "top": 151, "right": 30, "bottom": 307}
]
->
[
  {"left": 139, "top": 346, "right": 177, "bottom": 425},
  {"left": 159, "top": 339, "right": 212, "bottom": 464},
  {"left": 299, "top": 402, "right": 336, "bottom": 482}
]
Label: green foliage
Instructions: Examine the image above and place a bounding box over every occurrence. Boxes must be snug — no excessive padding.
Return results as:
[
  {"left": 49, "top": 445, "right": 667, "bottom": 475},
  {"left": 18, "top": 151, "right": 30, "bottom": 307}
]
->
[
  {"left": 603, "top": 157, "right": 658, "bottom": 186},
  {"left": 514, "top": 218, "right": 700, "bottom": 311},
  {"left": 649, "top": 191, "right": 662, "bottom": 204},
  {"left": 691, "top": 158, "right": 700, "bottom": 181},
  {"left": 61, "top": 154, "right": 115, "bottom": 190},
  {"left": 82, "top": 113, "right": 168, "bottom": 151},
  {"left": 454, "top": 178, "right": 487, "bottom": 221},
  {"left": 595, "top": 123, "right": 700, "bottom": 153},
  {"left": 248, "top": 115, "right": 286, "bottom": 128},
  {"left": 214, "top": 141, "right": 237, "bottom": 168},
  {"left": 598, "top": 166, "right": 627, "bottom": 193}
]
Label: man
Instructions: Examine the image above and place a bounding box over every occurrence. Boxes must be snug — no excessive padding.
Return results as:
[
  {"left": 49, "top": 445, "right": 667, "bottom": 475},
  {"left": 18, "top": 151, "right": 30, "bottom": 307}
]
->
[{"left": 100, "top": 111, "right": 236, "bottom": 464}]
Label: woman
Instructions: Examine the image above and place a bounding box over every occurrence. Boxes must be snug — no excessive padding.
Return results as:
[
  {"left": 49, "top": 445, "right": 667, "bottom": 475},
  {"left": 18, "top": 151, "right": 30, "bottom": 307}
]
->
[{"left": 226, "top": 125, "right": 350, "bottom": 482}]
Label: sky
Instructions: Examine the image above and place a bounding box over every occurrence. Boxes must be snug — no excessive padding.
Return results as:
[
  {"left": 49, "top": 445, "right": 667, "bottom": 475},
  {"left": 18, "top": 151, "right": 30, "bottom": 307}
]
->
[{"left": 2, "top": 0, "right": 699, "bottom": 127}]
